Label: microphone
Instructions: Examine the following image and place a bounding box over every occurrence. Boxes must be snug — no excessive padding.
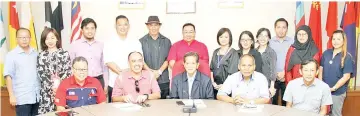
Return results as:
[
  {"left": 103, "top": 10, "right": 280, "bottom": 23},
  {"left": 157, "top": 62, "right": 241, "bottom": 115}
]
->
[{"left": 182, "top": 98, "right": 197, "bottom": 114}]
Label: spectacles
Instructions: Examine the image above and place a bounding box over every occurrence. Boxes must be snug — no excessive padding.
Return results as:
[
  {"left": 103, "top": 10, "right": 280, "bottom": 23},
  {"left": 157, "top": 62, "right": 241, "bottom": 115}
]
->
[
  {"left": 135, "top": 80, "right": 140, "bottom": 93},
  {"left": 297, "top": 33, "right": 308, "bottom": 37},
  {"left": 240, "top": 39, "right": 252, "bottom": 43},
  {"left": 74, "top": 68, "right": 88, "bottom": 72},
  {"left": 17, "top": 37, "right": 30, "bottom": 40},
  {"left": 139, "top": 102, "right": 150, "bottom": 107}
]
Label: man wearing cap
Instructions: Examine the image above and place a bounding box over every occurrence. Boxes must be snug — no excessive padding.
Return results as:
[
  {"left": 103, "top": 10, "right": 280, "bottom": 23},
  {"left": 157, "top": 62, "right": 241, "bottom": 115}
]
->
[{"left": 139, "top": 16, "right": 172, "bottom": 99}]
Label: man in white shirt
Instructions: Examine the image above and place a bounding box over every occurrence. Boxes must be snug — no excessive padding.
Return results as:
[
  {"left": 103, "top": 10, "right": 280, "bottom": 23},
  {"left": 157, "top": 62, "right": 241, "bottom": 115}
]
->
[{"left": 103, "top": 15, "right": 143, "bottom": 102}]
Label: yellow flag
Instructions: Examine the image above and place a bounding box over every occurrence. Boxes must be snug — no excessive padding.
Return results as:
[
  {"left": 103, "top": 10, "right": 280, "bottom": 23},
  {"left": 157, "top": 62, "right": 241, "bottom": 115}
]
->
[{"left": 20, "top": 2, "right": 37, "bottom": 50}]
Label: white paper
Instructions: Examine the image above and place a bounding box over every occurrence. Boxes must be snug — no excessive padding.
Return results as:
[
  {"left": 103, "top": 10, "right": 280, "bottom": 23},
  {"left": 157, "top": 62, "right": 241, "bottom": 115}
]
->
[
  {"left": 182, "top": 99, "right": 207, "bottom": 109},
  {"left": 237, "top": 104, "right": 264, "bottom": 113},
  {"left": 112, "top": 103, "right": 142, "bottom": 111},
  {"left": 166, "top": 0, "right": 196, "bottom": 14}
]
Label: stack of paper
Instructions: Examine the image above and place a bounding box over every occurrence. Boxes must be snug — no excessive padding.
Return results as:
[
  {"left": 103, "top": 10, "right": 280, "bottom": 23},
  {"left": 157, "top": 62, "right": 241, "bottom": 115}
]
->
[
  {"left": 182, "top": 99, "right": 207, "bottom": 109},
  {"left": 112, "top": 103, "right": 143, "bottom": 111},
  {"left": 237, "top": 104, "right": 264, "bottom": 113}
]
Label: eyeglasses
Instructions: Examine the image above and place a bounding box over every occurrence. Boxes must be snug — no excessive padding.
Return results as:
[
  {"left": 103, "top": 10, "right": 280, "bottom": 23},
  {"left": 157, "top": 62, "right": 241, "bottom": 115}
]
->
[
  {"left": 73, "top": 68, "right": 88, "bottom": 72},
  {"left": 139, "top": 102, "right": 150, "bottom": 107},
  {"left": 17, "top": 37, "right": 30, "bottom": 40},
  {"left": 135, "top": 80, "right": 140, "bottom": 93},
  {"left": 240, "top": 39, "right": 252, "bottom": 43},
  {"left": 297, "top": 33, "right": 308, "bottom": 37}
]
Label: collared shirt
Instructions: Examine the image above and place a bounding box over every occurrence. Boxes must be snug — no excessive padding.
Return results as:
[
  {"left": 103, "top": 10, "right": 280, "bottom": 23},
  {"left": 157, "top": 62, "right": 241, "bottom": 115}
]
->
[
  {"left": 321, "top": 49, "right": 355, "bottom": 95},
  {"left": 217, "top": 71, "right": 269, "bottom": 99},
  {"left": 187, "top": 71, "right": 197, "bottom": 99},
  {"left": 112, "top": 70, "right": 160, "bottom": 102},
  {"left": 139, "top": 34, "right": 172, "bottom": 84},
  {"left": 104, "top": 35, "right": 143, "bottom": 87},
  {"left": 257, "top": 46, "right": 277, "bottom": 85},
  {"left": 269, "top": 36, "right": 294, "bottom": 72},
  {"left": 283, "top": 78, "right": 333, "bottom": 114},
  {"left": 3, "top": 46, "right": 40, "bottom": 105},
  {"left": 55, "top": 76, "right": 106, "bottom": 108}
]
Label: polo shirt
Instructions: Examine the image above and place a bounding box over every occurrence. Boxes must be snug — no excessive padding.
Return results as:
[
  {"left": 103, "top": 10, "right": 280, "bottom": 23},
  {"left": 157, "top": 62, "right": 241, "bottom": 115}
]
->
[
  {"left": 55, "top": 76, "right": 106, "bottom": 108},
  {"left": 283, "top": 78, "right": 333, "bottom": 113},
  {"left": 321, "top": 49, "right": 354, "bottom": 95},
  {"left": 112, "top": 70, "right": 160, "bottom": 102},
  {"left": 269, "top": 36, "right": 294, "bottom": 72}
]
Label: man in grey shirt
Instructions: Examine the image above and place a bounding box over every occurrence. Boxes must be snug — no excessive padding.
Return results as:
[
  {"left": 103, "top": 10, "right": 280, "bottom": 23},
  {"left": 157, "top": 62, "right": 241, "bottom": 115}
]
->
[
  {"left": 140, "top": 16, "right": 172, "bottom": 99},
  {"left": 170, "top": 52, "right": 213, "bottom": 99},
  {"left": 283, "top": 59, "right": 332, "bottom": 115}
]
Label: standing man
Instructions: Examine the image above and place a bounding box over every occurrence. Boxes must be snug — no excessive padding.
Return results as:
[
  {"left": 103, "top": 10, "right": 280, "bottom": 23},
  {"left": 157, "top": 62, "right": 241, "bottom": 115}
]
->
[
  {"left": 140, "top": 16, "right": 172, "bottom": 99},
  {"left": 4, "top": 28, "right": 40, "bottom": 116},
  {"left": 104, "top": 15, "right": 143, "bottom": 102},
  {"left": 69, "top": 18, "right": 108, "bottom": 93},
  {"left": 269, "top": 18, "right": 294, "bottom": 106}
]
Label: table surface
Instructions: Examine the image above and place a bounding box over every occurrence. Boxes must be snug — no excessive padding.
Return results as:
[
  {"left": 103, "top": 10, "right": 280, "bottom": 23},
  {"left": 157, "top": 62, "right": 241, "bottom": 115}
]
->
[{"left": 43, "top": 99, "right": 320, "bottom": 116}]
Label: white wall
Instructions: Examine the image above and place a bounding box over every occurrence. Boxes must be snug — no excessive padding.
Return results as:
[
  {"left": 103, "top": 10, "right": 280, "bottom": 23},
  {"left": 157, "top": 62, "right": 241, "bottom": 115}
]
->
[{"left": 2, "top": 1, "right": 359, "bottom": 86}]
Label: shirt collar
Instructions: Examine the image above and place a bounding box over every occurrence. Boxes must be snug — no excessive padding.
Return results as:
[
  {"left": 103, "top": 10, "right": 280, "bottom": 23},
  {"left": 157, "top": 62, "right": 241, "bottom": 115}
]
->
[
  {"left": 126, "top": 70, "right": 148, "bottom": 80},
  {"left": 80, "top": 38, "right": 98, "bottom": 45},
  {"left": 146, "top": 33, "right": 165, "bottom": 40},
  {"left": 272, "top": 36, "right": 291, "bottom": 42},
  {"left": 239, "top": 73, "right": 254, "bottom": 81},
  {"left": 300, "top": 78, "right": 317, "bottom": 87},
  {"left": 70, "top": 75, "right": 92, "bottom": 86},
  {"left": 181, "top": 39, "right": 197, "bottom": 46},
  {"left": 183, "top": 71, "right": 199, "bottom": 82},
  {"left": 15, "top": 46, "right": 35, "bottom": 54}
]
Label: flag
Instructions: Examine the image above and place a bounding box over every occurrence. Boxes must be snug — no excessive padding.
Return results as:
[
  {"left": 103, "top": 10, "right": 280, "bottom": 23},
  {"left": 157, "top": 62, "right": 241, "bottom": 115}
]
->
[
  {"left": 45, "top": 1, "right": 63, "bottom": 38},
  {"left": 325, "top": 1, "right": 338, "bottom": 49},
  {"left": 295, "top": 1, "right": 305, "bottom": 30},
  {"left": 70, "top": 1, "right": 82, "bottom": 43},
  {"left": 20, "top": 2, "right": 38, "bottom": 50},
  {"left": 0, "top": 3, "right": 7, "bottom": 86},
  {"left": 309, "top": 1, "right": 322, "bottom": 54},
  {"left": 8, "top": 2, "right": 19, "bottom": 50}
]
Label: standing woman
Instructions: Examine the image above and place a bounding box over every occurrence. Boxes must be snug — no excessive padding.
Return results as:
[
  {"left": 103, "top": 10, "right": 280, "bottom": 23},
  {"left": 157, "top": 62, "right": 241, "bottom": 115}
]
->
[
  {"left": 37, "top": 28, "right": 72, "bottom": 114},
  {"left": 256, "top": 28, "right": 277, "bottom": 97},
  {"left": 210, "top": 28, "right": 239, "bottom": 98},
  {"left": 319, "top": 30, "right": 354, "bottom": 116},
  {"left": 237, "top": 30, "right": 262, "bottom": 73},
  {"left": 284, "top": 25, "right": 320, "bottom": 85}
]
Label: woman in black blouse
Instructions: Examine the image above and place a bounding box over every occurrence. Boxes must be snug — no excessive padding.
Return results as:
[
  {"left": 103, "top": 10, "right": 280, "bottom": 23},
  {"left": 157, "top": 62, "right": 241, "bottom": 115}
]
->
[
  {"left": 237, "top": 30, "right": 263, "bottom": 73},
  {"left": 210, "top": 28, "right": 239, "bottom": 99},
  {"left": 256, "top": 28, "right": 277, "bottom": 97}
]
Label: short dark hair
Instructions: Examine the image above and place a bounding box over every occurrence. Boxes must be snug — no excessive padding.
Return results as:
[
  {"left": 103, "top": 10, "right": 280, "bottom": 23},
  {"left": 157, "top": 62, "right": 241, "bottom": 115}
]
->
[
  {"left": 40, "top": 27, "right": 62, "bottom": 51},
  {"left": 256, "top": 28, "right": 271, "bottom": 45},
  {"left": 238, "top": 30, "right": 255, "bottom": 50},
  {"left": 182, "top": 23, "right": 196, "bottom": 32},
  {"left": 301, "top": 59, "right": 319, "bottom": 70},
  {"left": 274, "top": 18, "right": 288, "bottom": 28},
  {"left": 16, "top": 27, "right": 31, "bottom": 37},
  {"left": 239, "top": 54, "right": 255, "bottom": 65},
  {"left": 81, "top": 18, "right": 97, "bottom": 29},
  {"left": 183, "top": 52, "right": 199, "bottom": 63},
  {"left": 115, "top": 15, "right": 129, "bottom": 23},
  {"left": 128, "top": 51, "right": 143, "bottom": 60},
  {"left": 72, "top": 56, "right": 88, "bottom": 67},
  {"left": 217, "top": 28, "right": 233, "bottom": 47}
]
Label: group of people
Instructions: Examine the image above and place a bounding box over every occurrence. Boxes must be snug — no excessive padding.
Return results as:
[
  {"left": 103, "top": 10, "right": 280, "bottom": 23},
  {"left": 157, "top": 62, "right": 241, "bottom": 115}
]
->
[{"left": 3, "top": 15, "right": 355, "bottom": 116}]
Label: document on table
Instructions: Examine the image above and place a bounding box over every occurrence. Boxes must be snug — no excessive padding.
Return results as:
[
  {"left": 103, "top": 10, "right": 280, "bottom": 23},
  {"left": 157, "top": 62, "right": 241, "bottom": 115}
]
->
[
  {"left": 182, "top": 99, "right": 207, "bottom": 109},
  {"left": 237, "top": 104, "right": 264, "bottom": 113},
  {"left": 112, "top": 103, "right": 142, "bottom": 111}
]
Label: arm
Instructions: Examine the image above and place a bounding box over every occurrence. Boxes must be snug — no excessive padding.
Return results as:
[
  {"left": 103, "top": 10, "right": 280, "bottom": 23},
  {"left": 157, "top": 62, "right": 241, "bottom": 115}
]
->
[
  {"left": 170, "top": 78, "right": 179, "bottom": 99},
  {"left": 5, "top": 76, "right": 15, "bottom": 104},
  {"left": 149, "top": 75, "right": 161, "bottom": 100},
  {"left": 254, "top": 52, "right": 263, "bottom": 73},
  {"left": 55, "top": 81, "right": 67, "bottom": 111},
  {"left": 319, "top": 105, "right": 328, "bottom": 116},
  {"left": 284, "top": 48, "right": 293, "bottom": 84},
  {"left": 202, "top": 44, "right": 210, "bottom": 63},
  {"left": 111, "top": 76, "right": 125, "bottom": 102},
  {"left": 59, "top": 51, "right": 72, "bottom": 80},
  {"left": 95, "top": 79, "right": 106, "bottom": 103},
  {"left": 318, "top": 54, "right": 325, "bottom": 80},
  {"left": 286, "top": 102, "right": 293, "bottom": 108},
  {"left": 4, "top": 55, "right": 16, "bottom": 105},
  {"left": 68, "top": 43, "right": 76, "bottom": 61},
  {"left": 205, "top": 79, "right": 214, "bottom": 99},
  {"left": 103, "top": 41, "right": 122, "bottom": 75},
  {"left": 332, "top": 55, "right": 354, "bottom": 90},
  {"left": 282, "top": 81, "right": 293, "bottom": 107},
  {"left": 167, "top": 44, "right": 177, "bottom": 69},
  {"left": 269, "top": 50, "right": 277, "bottom": 88},
  {"left": 169, "top": 60, "right": 175, "bottom": 69},
  {"left": 106, "top": 62, "right": 122, "bottom": 75},
  {"left": 216, "top": 75, "right": 234, "bottom": 103}
]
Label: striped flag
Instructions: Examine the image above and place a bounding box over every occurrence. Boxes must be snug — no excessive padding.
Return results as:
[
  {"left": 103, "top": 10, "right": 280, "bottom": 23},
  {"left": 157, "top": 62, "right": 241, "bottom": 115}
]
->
[
  {"left": 8, "top": 1, "right": 20, "bottom": 50},
  {"left": 70, "top": 1, "right": 82, "bottom": 43},
  {"left": 20, "top": 2, "right": 38, "bottom": 50},
  {"left": 295, "top": 1, "right": 305, "bottom": 30},
  {"left": 0, "top": 3, "right": 7, "bottom": 86},
  {"left": 45, "top": 1, "right": 63, "bottom": 38}
]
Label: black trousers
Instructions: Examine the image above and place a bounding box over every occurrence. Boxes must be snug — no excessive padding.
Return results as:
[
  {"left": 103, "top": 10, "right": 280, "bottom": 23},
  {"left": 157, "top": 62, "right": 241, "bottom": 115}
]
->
[
  {"left": 94, "top": 75, "right": 104, "bottom": 89},
  {"left": 108, "top": 86, "right": 113, "bottom": 102},
  {"left": 272, "top": 80, "right": 286, "bottom": 106},
  {"left": 159, "top": 82, "right": 170, "bottom": 99},
  {"left": 16, "top": 103, "right": 39, "bottom": 116}
]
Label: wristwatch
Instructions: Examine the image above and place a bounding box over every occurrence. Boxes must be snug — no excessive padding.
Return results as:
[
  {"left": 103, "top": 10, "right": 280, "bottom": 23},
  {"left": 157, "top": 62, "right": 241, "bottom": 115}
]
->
[
  {"left": 144, "top": 94, "right": 149, "bottom": 100},
  {"left": 158, "top": 70, "right": 163, "bottom": 75}
]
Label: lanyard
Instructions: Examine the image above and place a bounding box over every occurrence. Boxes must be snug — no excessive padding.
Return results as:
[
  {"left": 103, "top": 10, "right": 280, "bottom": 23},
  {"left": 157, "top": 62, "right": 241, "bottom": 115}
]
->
[{"left": 217, "top": 48, "right": 231, "bottom": 68}]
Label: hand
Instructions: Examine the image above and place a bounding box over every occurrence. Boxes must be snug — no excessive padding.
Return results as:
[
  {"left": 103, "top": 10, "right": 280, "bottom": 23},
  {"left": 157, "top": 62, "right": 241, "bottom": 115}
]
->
[
  {"left": 217, "top": 84, "right": 223, "bottom": 90},
  {"left": 330, "top": 87, "right": 336, "bottom": 92},
  {"left": 104, "top": 86, "right": 108, "bottom": 95},
  {"left": 277, "top": 72, "right": 285, "bottom": 80},
  {"left": 9, "top": 94, "right": 16, "bottom": 106},
  {"left": 136, "top": 95, "right": 147, "bottom": 103},
  {"left": 52, "top": 88, "right": 58, "bottom": 95},
  {"left": 212, "top": 82, "right": 218, "bottom": 90},
  {"left": 279, "top": 77, "right": 285, "bottom": 82},
  {"left": 124, "top": 94, "right": 133, "bottom": 103},
  {"left": 234, "top": 96, "right": 245, "bottom": 104},
  {"left": 152, "top": 70, "right": 160, "bottom": 79},
  {"left": 269, "top": 87, "right": 276, "bottom": 97}
]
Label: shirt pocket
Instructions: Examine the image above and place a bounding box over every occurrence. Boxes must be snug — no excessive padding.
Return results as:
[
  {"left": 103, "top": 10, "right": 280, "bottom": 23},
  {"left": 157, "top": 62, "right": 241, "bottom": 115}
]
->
[{"left": 309, "top": 95, "right": 322, "bottom": 108}]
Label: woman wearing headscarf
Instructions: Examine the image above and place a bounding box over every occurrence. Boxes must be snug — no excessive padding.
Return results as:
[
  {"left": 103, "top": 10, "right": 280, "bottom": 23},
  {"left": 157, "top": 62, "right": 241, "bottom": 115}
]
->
[{"left": 284, "top": 25, "right": 321, "bottom": 85}]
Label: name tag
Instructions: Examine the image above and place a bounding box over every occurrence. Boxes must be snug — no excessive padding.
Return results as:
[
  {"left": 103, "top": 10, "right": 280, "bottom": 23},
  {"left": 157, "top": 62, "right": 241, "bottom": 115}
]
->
[{"left": 69, "top": 91, "right": 75, "bottom": 95}]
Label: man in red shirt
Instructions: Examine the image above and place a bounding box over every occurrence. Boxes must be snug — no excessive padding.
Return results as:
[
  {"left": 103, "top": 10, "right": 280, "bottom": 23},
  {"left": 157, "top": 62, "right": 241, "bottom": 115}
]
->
[
  {"left": 168, "top": 23, "right": 211, "bottom": 82},
  {"left": 55, "top": 56, "right": 106, "bottom": 111}
]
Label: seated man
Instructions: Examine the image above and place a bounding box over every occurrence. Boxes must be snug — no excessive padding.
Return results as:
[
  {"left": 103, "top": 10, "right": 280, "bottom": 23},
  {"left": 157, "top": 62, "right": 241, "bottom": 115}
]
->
[
  {"left": 283, "top": 59, "right": 332, "bottom": 115},
  {"left": 170, "top": 52, "right": 214, "bottom": 99},
  {"left": 217, "top": 54, "right": 270, "bottom": 104},
  {"left": 112, "top": 52, "right": 161, "bottom": 103},
  {"left": 55, "top": 56, "right": 106, "bottom": 111}
]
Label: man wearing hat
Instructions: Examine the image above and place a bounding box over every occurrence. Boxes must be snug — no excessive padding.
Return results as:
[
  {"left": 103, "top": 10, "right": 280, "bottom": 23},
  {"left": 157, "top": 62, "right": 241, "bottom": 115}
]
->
[{"left": 139, "top": 16, "right": 172, "bottom": 99}]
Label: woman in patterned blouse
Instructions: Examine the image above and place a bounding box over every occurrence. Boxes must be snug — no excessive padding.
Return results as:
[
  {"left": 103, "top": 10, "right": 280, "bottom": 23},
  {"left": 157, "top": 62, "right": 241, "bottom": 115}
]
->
[{"left": 37, "top": 28, "right": 72, "bottom": 114}]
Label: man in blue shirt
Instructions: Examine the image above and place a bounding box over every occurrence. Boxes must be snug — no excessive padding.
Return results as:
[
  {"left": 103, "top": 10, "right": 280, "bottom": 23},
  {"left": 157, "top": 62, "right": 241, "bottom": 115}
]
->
[{"left": 4, "top": 28, "right": 40, "bottom": 116}]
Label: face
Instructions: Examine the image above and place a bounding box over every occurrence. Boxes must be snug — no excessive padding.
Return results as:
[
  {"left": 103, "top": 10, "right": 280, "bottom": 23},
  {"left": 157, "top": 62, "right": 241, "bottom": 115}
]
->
[
  {"left": 82, "top": 23, "right": 96, "bottom": 39},
  {"left": 184, "top": 56, "right": 199, "bottom": 74},
  {"left": 257, "top": 31, "right": 269, "bottom": 46},
  {"left": 16, "top": 30, "right": 31, "bottom": 48},
  {"left": 129, "top": 53, "right": 144, "bottom": 73},
  {"left": 219, "top": 32, "right": 230, "bottom": 46},
  {"left": 238, "top": 56, "right": 256, "bottom": 77},
  {"left": 332, "top": 33, "right": 344, "bottom": 49},
  {"left": 45, "top": 32, "right": 58, "bottom": 49},
  {"left": 299, "top": 62, "right": 318, "bottom": 82},
  {"left": 240, "top": 34, "right": 253, "bottom": 49},
  {"left": 116, "top": 18, "right": 130, "bottom": 36},
  {"left": 275, "top": 21, "right": 288, "bottom": 38},
  {"left": 182, "top": 25, "right": 195, "bottom": 42},
  {"left": 297, "top": 30, "right": 308, "bottom": 44},
  {"left": 72, "top": 61, "right": 88, "bottom": 82},
  {"left": 147, "top": 23, "right": 161, "bottom": 36}
]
